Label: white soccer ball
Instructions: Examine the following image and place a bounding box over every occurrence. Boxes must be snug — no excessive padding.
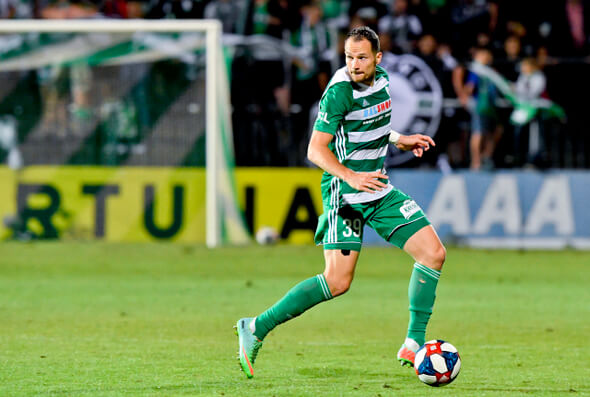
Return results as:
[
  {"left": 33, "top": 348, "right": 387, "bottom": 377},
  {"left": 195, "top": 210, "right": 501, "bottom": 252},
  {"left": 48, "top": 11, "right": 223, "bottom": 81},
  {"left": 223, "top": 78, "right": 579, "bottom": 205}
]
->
[
  {"left": 414, "top": 340, "right": 461, "bottom": 387},
  {"left": 255, "top": 226, "right": 279, "bottom": 245}
]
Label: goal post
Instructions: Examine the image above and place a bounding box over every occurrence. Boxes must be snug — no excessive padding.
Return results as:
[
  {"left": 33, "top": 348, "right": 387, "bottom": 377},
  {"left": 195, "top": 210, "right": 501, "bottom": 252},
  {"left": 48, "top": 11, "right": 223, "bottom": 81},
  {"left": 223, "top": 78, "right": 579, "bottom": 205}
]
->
[{"left": 0, "top": 19, "right": 250, "bottom": 247}]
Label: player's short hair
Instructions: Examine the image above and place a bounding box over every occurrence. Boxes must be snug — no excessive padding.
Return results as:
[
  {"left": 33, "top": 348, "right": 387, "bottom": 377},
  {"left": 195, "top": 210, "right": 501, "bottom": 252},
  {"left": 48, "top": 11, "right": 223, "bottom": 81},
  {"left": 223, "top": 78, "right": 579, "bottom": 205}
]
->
[{"left": 346, "top": 26, "right": 380, "bottom": 53}]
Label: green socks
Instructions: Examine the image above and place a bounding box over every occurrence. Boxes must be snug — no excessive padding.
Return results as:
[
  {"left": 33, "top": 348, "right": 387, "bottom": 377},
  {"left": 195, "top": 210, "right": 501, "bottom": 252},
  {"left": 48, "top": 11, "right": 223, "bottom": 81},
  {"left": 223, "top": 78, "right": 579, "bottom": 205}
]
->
[
  {"left": 407, "top": 263, "right": 441, "bottom": 347},
  {"left": 253, "top": 274, "right": 333, "bottom": 341},
  {"left": 252, "top": 264, "right": 440, "bottom": 345}
]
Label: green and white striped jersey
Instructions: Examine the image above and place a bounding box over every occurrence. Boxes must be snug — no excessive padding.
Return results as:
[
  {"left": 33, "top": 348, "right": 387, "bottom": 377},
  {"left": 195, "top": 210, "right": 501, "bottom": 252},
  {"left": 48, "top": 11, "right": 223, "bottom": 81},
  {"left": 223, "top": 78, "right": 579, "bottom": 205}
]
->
[{"left": 313, "top": 64, "right": 393, "bottom": 205}]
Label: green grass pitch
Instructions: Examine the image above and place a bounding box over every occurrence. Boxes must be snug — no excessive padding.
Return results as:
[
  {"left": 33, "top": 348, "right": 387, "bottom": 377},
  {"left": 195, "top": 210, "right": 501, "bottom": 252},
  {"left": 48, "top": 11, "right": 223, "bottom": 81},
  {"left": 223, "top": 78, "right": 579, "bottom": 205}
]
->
[{"left": 1, "top": 242, "right": 589, "bottom": 396}]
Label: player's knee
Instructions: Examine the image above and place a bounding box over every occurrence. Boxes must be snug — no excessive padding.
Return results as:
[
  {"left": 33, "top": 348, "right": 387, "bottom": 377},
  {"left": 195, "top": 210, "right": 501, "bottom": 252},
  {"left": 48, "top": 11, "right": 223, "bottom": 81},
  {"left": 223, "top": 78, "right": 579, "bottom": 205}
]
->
[
  {"left": 324, "top": 273, "right": 353, "bottom": 297},
  {"left": 430, "top": 244, "right": 446, "bottom": 271},
  {"left": 420, "top": 243, "right": 446, "bottom": 271},
  {"left": 330, "top": 279, "right": 352, "bottom": 297}
]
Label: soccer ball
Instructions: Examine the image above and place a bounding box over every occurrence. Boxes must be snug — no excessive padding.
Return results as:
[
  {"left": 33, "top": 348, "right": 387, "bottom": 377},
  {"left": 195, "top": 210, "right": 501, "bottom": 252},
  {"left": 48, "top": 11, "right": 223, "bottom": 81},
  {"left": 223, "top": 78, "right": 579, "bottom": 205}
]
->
[
  {"left": 255, "top": 226, "right": 279, "bottom": 245},
  {"left": 414, "top": 340, "right": 461, "bottom": 387}
]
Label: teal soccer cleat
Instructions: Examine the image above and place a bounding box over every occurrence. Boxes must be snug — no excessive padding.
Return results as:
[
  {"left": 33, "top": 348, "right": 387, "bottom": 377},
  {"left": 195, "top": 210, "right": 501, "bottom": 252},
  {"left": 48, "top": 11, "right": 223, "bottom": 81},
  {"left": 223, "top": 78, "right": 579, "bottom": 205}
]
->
[
  {"left": 397, "top": 338, "right": 420, "bottom": 368},
  {"left": 235, "top": 317, "right": 263, "bottom": 378}
]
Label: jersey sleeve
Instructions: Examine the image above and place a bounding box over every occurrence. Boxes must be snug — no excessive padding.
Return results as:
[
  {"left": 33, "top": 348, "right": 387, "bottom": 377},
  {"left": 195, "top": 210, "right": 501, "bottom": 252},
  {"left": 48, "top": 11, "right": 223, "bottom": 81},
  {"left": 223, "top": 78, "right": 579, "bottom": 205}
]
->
[{"left": 313, "top": 83, "right": 352, "bottom": 135}]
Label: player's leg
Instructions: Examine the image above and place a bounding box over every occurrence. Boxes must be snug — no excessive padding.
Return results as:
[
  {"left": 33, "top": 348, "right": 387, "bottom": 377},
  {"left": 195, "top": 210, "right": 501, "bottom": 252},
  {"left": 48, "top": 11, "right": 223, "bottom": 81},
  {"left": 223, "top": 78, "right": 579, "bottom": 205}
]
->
[
  {"left": 250, "top": 250, "right": 359, "bottom": 346},
  {"left": 322, "top": 249, "right": 360, "bottom": 297},
  {"left": 365, "top": 190, "right": 443, "bottom": 367},
  {"left": 251, "top": 267, "right": 340, "bottom": 342},
  {"left": 236, "top": 272, "right": 334, "bottom": 379},
  {"left": 235, "top": 250, "right": 359, "bottom": 378},
  {"left": 235, "top": 201, "right": 364, "bottom": 378},
  {"left": 252, "top": 212, "right": 363, "bottom": 340},
  {"left": 235, "top": 272, "right": 334, "bottom": 378},
  {"left": 235, "top": 196, "right": 365, "bottom": 378},
  {"left": 397, "top": 225, "right": 446, "bottom": 366}
]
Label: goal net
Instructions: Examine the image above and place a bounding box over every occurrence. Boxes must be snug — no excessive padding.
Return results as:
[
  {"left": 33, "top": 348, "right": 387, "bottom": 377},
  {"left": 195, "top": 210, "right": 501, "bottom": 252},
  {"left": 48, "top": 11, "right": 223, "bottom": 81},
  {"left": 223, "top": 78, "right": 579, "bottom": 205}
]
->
[{"left": 0, "top": 20, "right": 249, "bottom": 246}]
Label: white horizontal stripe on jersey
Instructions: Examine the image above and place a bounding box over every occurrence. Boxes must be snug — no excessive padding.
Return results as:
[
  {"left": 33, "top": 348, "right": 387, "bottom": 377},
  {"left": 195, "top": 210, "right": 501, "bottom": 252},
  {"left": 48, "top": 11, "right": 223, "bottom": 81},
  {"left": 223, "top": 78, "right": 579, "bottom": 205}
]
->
[
  {"left": 347, "top": 145, "right": 389, "bottom": 161},
  {"left": 342, "top": 184, "right": 393, "bottom": 204},
  {"left": 352, "top": 77, "right": 388, "bottom": 99},
  {"left": 348, "top": 124, "right": 391, "bottom": 143}
]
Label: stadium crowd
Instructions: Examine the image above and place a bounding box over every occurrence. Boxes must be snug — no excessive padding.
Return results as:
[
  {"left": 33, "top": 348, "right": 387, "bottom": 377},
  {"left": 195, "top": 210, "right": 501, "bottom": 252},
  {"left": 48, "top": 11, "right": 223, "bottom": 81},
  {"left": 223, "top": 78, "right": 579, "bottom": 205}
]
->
[{"left": 2, "top": 0, "right": 590, "bottom": 170}]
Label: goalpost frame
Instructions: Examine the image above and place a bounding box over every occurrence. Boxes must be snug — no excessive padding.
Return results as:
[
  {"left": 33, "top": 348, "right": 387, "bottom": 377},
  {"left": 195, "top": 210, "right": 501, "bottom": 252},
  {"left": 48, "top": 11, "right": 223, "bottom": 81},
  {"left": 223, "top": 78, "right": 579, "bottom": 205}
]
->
[{"left": 0, "top": 19, "right": 225, "bottom": 247}]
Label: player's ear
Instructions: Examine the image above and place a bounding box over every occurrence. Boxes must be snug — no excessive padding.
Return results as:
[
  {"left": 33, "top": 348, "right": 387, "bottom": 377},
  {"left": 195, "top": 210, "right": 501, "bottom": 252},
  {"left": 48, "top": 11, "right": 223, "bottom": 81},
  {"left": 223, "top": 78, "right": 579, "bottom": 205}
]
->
[{"left": 375, "top": 51, "right": 383, "bottom": 65}]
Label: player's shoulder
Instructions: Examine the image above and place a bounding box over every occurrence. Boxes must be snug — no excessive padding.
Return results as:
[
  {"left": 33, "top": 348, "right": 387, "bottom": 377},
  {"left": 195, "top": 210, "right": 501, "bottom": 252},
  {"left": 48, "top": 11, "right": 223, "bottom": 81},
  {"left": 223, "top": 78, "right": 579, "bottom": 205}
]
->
[
  {"left": 321, "top": 67, "right": 354, "bottom": 104},
  {"left": 375, "top": 65, "right": 389, "bottom": 81}
]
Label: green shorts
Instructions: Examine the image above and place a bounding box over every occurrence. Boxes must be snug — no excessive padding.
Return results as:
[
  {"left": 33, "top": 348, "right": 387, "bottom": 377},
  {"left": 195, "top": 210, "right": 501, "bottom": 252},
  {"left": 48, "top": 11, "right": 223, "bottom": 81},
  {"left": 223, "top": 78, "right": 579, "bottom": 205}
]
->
[{"left": 314, "top": 187, "right": 431, "bottom": 251}]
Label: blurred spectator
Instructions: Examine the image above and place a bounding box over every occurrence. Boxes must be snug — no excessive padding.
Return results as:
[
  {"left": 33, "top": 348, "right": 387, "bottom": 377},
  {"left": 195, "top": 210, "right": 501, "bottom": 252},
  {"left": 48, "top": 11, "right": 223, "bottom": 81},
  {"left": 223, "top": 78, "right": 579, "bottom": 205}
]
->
[
  {"left": 98, "top": 0, "right": 144, "bottom": 18},
  {"left": 410, "top": 0, "right": 451, "bottom": 43},
  {"left": 265, "top": 0, "right": 303, "bottom": 38},
  {"left": 230, "top": 0, "right": 298, "bottom": 166},
  {"left": 423, "top": 0, "right": 446, "bottom": 11},
  {"left": 0, "top": 0, "right": 32, "bottom": 18},
  {"left": 436, "top": 42, "right": 462, "bottom": 97},
  {"left": 37, "top": 0, "right": 99, "bottom": 138},
  {"left": 449, "top": 0, "right": 499, "bottom": 59},
  {"left": 320, "top": 0, "right": 348, "bottom": 29},
  {"left": 494, "top": 0, "right": 541, "bottom": 50},
  {"left": 414, "top": 34, "right": 444, "bottom": 79},
  {"left": 290, "top": 0, "right": 331, "bottom": 164},
  {"left": 348, "top": 0, "right": 388, "bottom": 31},
  {"left": 462, "top": 47, "right": 500, "bottom": 170},
  {"left": 478, "top": 30, "right": 492, "bottom": 45},
  {"left": 495, "top": 35, "right": 521, "bottom": 81},
  {"left": 378, "top": 0, "right": 423, "bottom": 54},
  {"left": 510, "top": 57, "right": 548, "bottom": 167},
  {"left": 145, "top": 0, "right": 207, "bottom": 19},
  {"left": 204, "top": 0, "right": 249, "bottom": 34},
  {"left": 535, "top": 46, "right": 554, "bottom": 70},
  {"left": 251, "top": 0, "right": 271, "bottom": 34},
  {"left": 413, "top": 33, "right": 466, "bottom": 170},
  {"left": 40, "top": 0, "right": 99, "bottom": 19}
]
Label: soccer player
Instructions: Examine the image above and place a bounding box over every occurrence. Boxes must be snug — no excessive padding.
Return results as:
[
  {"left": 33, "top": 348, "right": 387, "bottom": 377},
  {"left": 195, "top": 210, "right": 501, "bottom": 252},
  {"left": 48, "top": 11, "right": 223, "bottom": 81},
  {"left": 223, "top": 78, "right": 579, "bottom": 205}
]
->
[{"left": 236, "top": 26, "right": 445, "bottom": 378}]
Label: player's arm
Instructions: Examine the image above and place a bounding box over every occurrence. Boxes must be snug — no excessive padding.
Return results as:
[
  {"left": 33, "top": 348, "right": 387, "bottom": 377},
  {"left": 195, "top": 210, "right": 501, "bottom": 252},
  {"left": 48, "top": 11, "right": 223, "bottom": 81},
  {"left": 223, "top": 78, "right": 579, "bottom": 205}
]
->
[
  {"left": 308, "top": 129, "right": 388, "bottom": 193},
  {"left": 389, "top": 130, "right": 436, "bottom": 158}
]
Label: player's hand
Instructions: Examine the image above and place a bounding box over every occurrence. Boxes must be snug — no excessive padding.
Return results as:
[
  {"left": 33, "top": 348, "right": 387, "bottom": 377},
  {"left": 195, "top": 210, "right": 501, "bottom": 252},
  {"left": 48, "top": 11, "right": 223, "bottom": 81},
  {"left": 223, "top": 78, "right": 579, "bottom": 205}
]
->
[
  {"left": 395, "top": 134, "right": 436, "bottom": 158},
  {"left": 345, "top": 170, "right": 388, "bottom": 193}
]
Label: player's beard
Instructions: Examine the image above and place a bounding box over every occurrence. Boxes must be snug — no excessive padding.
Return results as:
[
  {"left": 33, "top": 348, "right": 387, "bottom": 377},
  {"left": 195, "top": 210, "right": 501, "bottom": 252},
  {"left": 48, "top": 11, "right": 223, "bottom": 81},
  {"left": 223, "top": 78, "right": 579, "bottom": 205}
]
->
[{"left": 351, "top": 61, "right": 377, "bottom": 85}]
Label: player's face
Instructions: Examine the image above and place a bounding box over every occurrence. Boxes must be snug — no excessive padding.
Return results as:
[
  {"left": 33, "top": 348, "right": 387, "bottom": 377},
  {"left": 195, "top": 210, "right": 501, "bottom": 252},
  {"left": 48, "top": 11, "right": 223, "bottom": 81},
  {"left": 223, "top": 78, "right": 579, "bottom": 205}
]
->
[{"left": 345, "top": 38, "right": 382, "bottom": 85}]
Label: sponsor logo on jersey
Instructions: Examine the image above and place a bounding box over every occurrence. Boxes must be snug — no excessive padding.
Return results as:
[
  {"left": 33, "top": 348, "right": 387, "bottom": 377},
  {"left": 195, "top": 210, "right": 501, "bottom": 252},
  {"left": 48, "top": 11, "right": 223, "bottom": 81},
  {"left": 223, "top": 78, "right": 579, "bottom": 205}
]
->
[
  {"left": 400, "top": 199, "right": 421, "bottom": 219},
  {"left": 363, "top": 99, "right": 391, "bottom": 118}
]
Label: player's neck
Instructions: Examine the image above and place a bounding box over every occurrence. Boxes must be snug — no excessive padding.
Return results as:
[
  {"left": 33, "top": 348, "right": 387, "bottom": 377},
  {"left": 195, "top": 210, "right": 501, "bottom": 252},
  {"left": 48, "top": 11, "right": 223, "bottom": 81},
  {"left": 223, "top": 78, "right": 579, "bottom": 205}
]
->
[
  {"left": 359, "top": 73, "right": 376, "bottom": 87},
  {"left": 365, "top": 77, "right": 376, "bottom": 87}
]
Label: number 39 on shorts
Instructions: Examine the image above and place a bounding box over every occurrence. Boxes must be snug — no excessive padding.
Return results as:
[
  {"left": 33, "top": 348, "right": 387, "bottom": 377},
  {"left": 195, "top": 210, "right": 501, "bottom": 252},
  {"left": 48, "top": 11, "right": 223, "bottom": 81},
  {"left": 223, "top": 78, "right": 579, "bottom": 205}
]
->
[{"left": 343, "top": 218, "right": 362, "bottom": 237}]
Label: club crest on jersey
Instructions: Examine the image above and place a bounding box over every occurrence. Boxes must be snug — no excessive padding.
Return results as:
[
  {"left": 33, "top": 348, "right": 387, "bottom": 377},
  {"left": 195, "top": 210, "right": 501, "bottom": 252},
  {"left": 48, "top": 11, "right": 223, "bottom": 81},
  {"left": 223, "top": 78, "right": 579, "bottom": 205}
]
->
[{"left": 363, "top": 99, "right": 391, "bottom": 118}]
